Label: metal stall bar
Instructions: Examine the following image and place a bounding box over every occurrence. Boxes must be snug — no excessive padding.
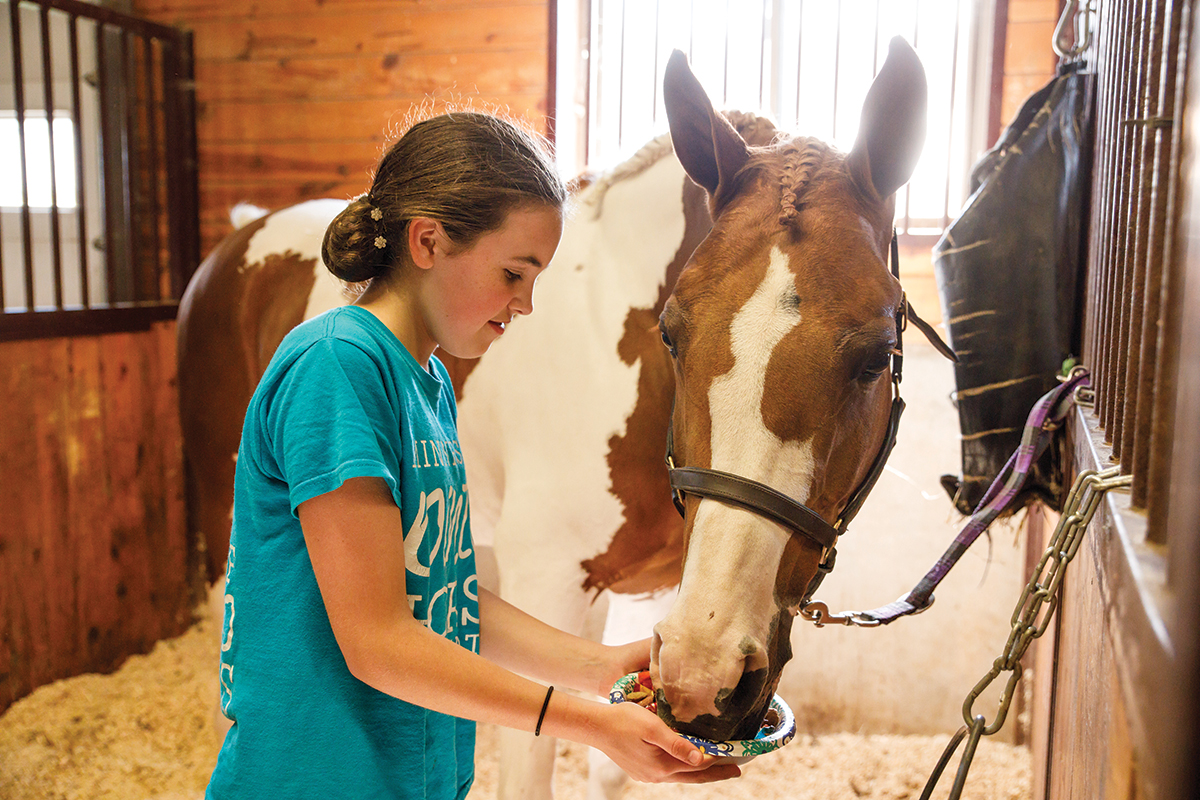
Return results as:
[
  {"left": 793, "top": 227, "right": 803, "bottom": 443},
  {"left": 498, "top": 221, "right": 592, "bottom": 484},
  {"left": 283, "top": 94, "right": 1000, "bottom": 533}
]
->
[
  {"left": 94, "top": 20, "right": 116, "bottom": 303},
  {"left": 1126, "top": 0, "right": 1181, "bottom": 508},
  {"left": 159, "top": 28, "right": 198, "bottom": 294},
  {"left": 941, "top": 0, "right": 962, "bottom": 230},
  {"left": 67, "top": 10, "right": 88, "bottom": 307},
  {"left": 1146, "top": 0, "right": 1193, "bottom": 540},
  {"left": 120, "top": 28, "right": 140, "bottom": 302},
  {"left": 10, "top": 0, "right": 36, "bottom": 310},
  {"left": 38, "top": 1, "right": 64, "bottom": 309},
  {"left": 1113, "top": 0, "right": 1159, "bottom": 471}
]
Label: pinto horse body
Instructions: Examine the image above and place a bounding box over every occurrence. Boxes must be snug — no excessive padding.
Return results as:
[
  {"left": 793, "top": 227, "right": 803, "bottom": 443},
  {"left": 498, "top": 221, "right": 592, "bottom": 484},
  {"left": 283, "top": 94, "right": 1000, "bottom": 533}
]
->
[{"left": 179, "top": 39, "right": 930, "bottom": 799}]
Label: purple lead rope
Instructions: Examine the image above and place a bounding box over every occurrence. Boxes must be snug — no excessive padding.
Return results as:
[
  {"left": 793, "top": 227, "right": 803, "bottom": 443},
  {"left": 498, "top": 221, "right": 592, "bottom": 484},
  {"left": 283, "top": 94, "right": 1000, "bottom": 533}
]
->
[{"left": 858, "top": 368, "right": 1091, "bottom": 625}]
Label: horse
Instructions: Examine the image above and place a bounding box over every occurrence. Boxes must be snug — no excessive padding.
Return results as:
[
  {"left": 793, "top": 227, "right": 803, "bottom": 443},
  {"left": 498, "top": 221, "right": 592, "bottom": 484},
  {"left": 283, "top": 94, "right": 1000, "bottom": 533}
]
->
[{"left": 177, "top": 37, "right": 941, "bottom": 799}]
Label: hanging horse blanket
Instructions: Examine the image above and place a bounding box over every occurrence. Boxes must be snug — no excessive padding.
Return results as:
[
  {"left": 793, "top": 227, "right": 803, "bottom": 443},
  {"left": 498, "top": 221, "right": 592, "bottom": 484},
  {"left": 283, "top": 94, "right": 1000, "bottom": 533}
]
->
[{"left": 933, "top": 64, "right": 1095, "bottom": 515}]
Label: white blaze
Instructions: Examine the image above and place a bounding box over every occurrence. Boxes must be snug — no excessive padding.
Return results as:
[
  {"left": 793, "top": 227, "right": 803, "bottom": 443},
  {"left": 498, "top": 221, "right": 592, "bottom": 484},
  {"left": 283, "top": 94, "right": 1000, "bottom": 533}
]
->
[{"left": 657, "top": 245, "right": 815, "bottom": 719}]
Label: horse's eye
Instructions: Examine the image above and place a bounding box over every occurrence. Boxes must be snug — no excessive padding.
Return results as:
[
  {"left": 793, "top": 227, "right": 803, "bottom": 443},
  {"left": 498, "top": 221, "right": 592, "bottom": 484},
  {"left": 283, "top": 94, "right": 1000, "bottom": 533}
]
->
[
  {"left": 859, "top": 352, "right": 891, "bottom": 381},
  {"left": 660, "top": 327, "right": 677, "bottom": 357}
]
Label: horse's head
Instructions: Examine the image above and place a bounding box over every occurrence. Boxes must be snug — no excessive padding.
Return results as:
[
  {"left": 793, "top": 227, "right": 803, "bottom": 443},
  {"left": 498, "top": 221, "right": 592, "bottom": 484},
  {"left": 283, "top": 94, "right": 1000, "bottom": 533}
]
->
[{"left": 650, "top": 37, "right": 928, "bottom": 741}]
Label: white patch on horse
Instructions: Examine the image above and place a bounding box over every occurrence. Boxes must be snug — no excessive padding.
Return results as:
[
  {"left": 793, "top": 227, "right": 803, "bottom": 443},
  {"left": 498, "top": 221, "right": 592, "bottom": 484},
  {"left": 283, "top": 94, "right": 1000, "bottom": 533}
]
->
[
  {"left": 241, "top": 198, "right": 350, "bottom": 321},
  {"left": 457, "top": 153, "right": 687, "bottom": 563}
]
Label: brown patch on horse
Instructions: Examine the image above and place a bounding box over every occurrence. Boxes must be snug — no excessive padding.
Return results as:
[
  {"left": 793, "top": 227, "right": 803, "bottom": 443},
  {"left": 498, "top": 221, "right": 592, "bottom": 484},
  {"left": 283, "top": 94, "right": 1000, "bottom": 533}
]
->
[
  {"left": 435, "top": 352, "right": 481, "bottom": 401},
  {"left": 177, "top": 216, "right": 268, "bottom": 583},
  {"left": 239, "top": 252, "right": 319, "bottom": 384},
  {"left": 581, "top": 179, "right": 712, "bottom": 595}
]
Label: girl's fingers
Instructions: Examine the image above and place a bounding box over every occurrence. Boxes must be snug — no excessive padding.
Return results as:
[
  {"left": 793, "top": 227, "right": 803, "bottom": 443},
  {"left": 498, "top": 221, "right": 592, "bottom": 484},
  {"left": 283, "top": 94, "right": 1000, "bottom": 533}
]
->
[{"left": 659, "top": 732, "right": 705, "bottom": 766}]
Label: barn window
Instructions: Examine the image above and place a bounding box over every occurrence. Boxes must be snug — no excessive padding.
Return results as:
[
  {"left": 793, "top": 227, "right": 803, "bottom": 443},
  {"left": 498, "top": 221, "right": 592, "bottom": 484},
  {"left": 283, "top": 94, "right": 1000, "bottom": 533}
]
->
[
  {"left": 0, "top": 0, "right": 199, "bottom": 342},
  {"left": 554, "top": 0, "right": 997, "bottom": 237},
  {"left": 0, "top": 113, "right": 77, "bottom": 208}
]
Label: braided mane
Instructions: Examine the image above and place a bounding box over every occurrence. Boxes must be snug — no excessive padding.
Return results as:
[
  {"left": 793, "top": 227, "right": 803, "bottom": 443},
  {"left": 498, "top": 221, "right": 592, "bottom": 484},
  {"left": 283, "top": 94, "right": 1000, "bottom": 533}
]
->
[{"left": 775, "top": 138, "right": 837, "bottom": 228}]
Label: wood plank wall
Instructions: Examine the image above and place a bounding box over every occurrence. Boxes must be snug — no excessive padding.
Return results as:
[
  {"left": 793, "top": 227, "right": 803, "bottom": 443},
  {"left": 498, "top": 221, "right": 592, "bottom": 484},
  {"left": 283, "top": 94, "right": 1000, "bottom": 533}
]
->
[
  {"left": 130, "top": 0, "right": 552, "bottom": 258},
  {"left": 0, "top": 323, "right": 193, "bottom": 712}
]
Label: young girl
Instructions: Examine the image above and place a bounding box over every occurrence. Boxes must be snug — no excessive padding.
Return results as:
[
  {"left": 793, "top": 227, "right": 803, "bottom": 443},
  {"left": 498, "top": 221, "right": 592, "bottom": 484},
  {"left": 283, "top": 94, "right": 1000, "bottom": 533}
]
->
[{"left": 205, "top": 112, "right": 738, "bottom": 799}]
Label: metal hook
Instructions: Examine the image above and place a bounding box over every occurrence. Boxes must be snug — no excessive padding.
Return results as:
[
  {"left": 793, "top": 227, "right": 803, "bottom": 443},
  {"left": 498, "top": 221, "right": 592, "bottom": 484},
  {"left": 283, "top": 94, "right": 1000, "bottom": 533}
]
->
[{"left": 1053, "top": 0, "right": 1094, "bottom": 59}]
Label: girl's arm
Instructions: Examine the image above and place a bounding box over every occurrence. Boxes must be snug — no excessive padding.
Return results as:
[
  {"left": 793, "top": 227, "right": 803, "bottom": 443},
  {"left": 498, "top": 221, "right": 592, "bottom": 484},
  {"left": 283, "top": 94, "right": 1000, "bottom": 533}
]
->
[
  {"left": 298, "top": 476, "right": 739, "bottom": 785},
  {"left": 475, "top": 585, "right": 648, "bottom": 699}
]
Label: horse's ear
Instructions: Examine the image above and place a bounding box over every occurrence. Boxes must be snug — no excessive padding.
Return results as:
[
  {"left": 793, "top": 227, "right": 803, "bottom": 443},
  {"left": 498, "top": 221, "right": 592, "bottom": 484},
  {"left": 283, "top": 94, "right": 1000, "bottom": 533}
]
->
[
  {"left": 846, "top": 36, "right": 928, "bottom": 200},
  {"left": 664, "top": 49, "right": 750, "bottom": 214}
]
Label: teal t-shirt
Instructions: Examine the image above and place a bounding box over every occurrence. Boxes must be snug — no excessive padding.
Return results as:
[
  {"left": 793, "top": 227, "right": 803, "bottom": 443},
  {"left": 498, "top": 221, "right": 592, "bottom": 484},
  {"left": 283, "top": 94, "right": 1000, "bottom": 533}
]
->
[{"left": 207, "top": 305, "right": 480, "bottom": 800}]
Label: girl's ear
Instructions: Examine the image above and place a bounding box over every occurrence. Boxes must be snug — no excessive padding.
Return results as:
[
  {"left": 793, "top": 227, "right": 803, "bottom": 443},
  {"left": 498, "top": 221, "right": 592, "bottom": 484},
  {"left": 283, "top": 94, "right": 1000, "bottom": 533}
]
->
[{"left": 408, "top": 218, "right": 442, "bottom": 270}]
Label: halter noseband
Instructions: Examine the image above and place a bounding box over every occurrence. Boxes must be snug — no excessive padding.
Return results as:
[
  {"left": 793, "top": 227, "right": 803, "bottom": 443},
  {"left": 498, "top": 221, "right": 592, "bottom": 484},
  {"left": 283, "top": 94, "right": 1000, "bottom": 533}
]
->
[{"left": 664, "top": 232, "right": 907, "bottom": 607}]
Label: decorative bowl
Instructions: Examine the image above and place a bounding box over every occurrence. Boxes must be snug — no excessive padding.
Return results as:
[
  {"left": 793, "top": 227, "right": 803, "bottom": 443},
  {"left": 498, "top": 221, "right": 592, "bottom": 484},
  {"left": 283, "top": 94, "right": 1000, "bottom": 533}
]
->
[{"left": 608, "top": 671, "right": 797, "bottom": 765}]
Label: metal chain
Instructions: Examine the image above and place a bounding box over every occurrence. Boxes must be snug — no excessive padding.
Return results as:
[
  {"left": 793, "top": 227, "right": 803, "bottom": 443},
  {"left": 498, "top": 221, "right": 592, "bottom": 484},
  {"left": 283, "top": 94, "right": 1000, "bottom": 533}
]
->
[{"left": 920, "top": 465, "right": 1131, "bottom": 800}]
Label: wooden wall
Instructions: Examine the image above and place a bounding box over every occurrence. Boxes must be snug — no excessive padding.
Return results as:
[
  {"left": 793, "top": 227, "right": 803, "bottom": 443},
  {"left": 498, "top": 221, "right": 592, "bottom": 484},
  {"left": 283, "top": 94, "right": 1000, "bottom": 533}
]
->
[
  {"left": 131, "top": 0, "right": 553, "bottom": 258},
  {"left": 1002, "top": 0, "right": 1063, "bottom": 127},
  {"left": 0, "top": 323, "right": 193, "bottom": 712}
]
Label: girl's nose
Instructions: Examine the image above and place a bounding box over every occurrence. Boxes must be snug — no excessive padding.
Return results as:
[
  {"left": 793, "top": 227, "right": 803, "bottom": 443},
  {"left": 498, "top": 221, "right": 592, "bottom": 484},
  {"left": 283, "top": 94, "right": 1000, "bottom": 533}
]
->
[{"left": 511, "top": 285, "right": 535, "bottom": 316}]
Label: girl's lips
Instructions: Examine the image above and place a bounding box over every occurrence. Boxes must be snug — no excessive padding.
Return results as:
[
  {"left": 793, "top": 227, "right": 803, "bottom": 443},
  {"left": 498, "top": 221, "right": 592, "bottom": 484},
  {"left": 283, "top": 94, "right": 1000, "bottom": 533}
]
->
[{"left": 489, "top": 320, "right": 506, "bottom": 335}]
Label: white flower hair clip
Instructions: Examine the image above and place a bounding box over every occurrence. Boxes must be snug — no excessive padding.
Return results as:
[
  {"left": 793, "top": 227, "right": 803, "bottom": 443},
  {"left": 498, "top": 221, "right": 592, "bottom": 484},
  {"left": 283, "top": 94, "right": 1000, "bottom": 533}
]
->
[
  {"left": 374, "top": 236, "right": 387, "bottom": 249},
  {"left": 370, "top": 207, "right": 383, "bottom": 221}
]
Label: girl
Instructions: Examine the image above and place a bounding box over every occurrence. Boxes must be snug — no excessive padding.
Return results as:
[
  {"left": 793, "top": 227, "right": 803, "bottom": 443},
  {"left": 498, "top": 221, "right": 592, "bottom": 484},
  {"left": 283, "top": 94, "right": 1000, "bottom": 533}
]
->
[{"left": 206, "top": 112, "right": 738, "bottom": 798}]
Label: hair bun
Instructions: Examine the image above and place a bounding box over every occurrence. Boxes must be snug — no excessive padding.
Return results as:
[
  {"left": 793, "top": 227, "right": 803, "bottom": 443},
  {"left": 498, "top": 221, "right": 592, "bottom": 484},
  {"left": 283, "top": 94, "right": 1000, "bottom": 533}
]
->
[{"left": 322, "top": 197, "right": 393, "bottom": 283}]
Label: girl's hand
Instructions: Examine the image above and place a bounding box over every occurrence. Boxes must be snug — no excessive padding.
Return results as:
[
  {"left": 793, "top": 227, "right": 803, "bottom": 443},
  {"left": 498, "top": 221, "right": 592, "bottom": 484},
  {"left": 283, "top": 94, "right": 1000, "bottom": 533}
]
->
[
  {"left": 592, "top": 701, "right": 741, "bottom": 784},
  {"left": 596, "top": 638, "right": 655, "bottom": 698}
]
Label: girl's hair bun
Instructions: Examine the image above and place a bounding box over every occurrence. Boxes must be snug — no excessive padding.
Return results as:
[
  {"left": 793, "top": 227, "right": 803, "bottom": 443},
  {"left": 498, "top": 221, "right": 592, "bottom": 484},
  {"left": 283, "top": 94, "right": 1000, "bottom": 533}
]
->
[{"left": 322, "top": 196, "right": 395, "bottom": 283}]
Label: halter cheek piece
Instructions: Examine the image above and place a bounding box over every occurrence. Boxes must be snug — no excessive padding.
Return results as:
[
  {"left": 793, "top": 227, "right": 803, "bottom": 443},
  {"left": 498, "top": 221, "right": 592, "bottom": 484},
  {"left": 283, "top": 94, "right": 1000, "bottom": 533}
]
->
[{"left": 664, "top": 232, "right": 907, "bottom": 610}]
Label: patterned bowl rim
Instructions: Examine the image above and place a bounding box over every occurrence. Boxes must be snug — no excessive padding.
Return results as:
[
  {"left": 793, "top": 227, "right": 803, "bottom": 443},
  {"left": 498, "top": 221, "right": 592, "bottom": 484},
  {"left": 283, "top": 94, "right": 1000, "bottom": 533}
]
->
[{"left": 608, "top": 671, "right": 797, "bottom": 759}]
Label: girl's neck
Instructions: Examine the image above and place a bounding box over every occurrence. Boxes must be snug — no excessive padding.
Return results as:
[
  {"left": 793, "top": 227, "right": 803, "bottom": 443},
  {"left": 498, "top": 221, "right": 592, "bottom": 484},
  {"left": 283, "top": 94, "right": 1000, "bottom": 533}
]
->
[{"left": 353, "top": 277, "right": 436, "bottom": 367}]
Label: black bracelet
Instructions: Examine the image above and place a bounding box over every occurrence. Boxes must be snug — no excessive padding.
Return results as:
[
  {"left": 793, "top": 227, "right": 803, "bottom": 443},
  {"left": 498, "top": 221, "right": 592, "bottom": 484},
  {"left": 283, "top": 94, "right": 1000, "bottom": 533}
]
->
[{"left": 534, "top": 685, "right": 554, "bottom": 736}]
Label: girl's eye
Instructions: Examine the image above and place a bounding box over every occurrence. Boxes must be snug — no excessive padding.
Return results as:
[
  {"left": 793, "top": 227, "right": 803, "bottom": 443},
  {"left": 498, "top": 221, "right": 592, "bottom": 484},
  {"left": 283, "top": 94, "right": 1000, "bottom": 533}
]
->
[{"left": 504, "top": 269, "right": 522, "bottom": 283}]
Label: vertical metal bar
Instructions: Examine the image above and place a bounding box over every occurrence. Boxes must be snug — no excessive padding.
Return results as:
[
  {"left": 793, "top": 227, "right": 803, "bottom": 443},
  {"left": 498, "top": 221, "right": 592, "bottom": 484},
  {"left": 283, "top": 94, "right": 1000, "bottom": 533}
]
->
[
  {"left": 96, "top": 21, "right": 117, "bottom": 303},
  {"left": 582, "top": 0, "right": 594, "bottom": 169},
  {"left": 11, "top": 0, "right": 37, "bottom": 311},
  {"left": 1147, "top": 0, "right": 1191, "bottom": 540},
  {"left": 1099, "top": 0, "right": 1129, "bottom": 423},
  {"left": 68, "top": 12, "right": 89, "bottom": 308},
  {"left": 651, "top": 0, "right": 660, "bottom": 127},
  {"left": 1084, "top": 0, "right": 1099, "bottom": 374},
  {"left": 872, "top": 0, "right": 880, "bottom": 76},
  {"left": 617, "top": 0, "right": 625, "bottom": 152},
  {"left": 794, "top": 0, "right": 804, "bottom": 125},
  {"left": 1101, "top": 0, "right": 1132, "bottom": 440},
  {"left": 39, "top": 3, "right": 64, "bottom": 310},
  {"left": 144, "top": 36, "right": 163, "bottom": 301},
  {"left": 987, "top": 0, "right": 1010, "bottom": 148},
  {"left": 1087, "top": 0, "right": 1115, "bottom": 422},
  {"left": 121, "top": 28, "right": 140, "bottom": 301},
  {"left": 941, "top": 0, "right": 962, "bottom": 229},
  {"left": 759, "top": 0, "right": 768, "bottom": 111},
  {"left": 831, "top": 0, "right": 841, "bottom": 141},
  {"left": 722, "top": 0, "right": 730, "bottom": 104},
  {"left": 1117, "top": 0, "right": 1161, "bottom": 475},
  {"left": 1089, "top": 0, "right": 1121, "bottom": 389},
  {"left": 903, "top": 0, "right": 921, "bottom": 232},
  {"left": 162, "top": 27, "right": 200, "bottom": 294},
  {"left": 1125, "top": 0, "right": 1170, "bottom": 501}
]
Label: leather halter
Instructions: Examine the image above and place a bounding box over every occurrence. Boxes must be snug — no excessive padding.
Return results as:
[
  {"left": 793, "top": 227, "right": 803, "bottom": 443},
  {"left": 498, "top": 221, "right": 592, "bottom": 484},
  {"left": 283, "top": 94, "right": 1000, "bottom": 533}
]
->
[{"left": 664, "top": 232, "right": 907, "bottom": 606}]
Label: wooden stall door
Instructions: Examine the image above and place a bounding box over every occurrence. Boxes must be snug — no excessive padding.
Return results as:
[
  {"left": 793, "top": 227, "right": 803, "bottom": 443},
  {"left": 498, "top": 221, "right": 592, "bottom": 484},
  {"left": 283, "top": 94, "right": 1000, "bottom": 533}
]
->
[{"left": 0, "top": 322, "right": 194, "bottom": 712}]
